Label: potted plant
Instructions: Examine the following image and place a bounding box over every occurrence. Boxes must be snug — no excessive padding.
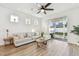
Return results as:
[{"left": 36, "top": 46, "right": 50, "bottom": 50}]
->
[
  {"left": 71, "top": 25, "right": 79, "bottom": 35},
  {"left": 41, "top": 32, "right": 44, "bottom": 37},
  {"left": 71, "top": 25, "right": 79, "bottom": 43}
]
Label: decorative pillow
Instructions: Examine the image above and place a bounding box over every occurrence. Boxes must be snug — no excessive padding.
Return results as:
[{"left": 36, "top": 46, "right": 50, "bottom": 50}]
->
[
  {"left": 19, "top": 33, "right": 25, "bottom": 39},
  {"left": 13, "top": 33, "right": 24, "bottom": 39},
  {"left": 31, "top": 32, "right": 36, "bottom": 36},
  {"left": 27, "top": 32, "right": 32, "bottom": 37},
  {"left": 36, "top": 32, "right": 40, "bottom": 36},
  {"left": 24, "top": 33, "right": 28, "bottom": 38}
]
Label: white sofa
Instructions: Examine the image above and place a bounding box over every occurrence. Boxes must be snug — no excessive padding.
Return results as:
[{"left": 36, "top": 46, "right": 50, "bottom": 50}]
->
[
  {"left": 13, "top": 32, "right": 51, "bottom": 47},
  {"left": 13, "top": 37, "right": 35, "bottom": 47},
  {"left": 13, "top": 32, "right": 40, "bottom": 47}
]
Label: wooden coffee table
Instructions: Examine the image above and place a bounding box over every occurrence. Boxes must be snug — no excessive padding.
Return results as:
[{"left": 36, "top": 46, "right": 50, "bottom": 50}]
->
[{"left": 36, "top": 37, "right": 47, "bottom": 47}]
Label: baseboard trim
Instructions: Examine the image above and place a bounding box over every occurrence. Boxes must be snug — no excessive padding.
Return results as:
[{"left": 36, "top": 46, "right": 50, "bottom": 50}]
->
[
  {"left": 68, "top": 42, "right": 79, "bottom": 47},
  {"left": 68, "top": 42, "right": 75, "bottom": 45},
  {"left": 0, "top": 45, "right": 4, "bottom": 47}
]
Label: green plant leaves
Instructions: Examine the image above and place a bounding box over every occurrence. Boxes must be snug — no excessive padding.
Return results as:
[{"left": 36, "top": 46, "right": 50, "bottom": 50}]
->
[{"left": 71, "top": 25, "right": 79, "bottom": 35}]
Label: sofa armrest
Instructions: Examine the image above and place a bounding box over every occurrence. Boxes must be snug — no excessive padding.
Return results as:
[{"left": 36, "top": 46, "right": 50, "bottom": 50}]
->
[{"left": 43, "top": 34, "right": 51, "bottom": 40}]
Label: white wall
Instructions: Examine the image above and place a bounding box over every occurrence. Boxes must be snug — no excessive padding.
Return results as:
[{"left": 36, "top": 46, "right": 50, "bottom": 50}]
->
[
  {"left": 42, "top": 7, "right": 79, "bottom": 45},
  {"left": 0, "top": 6, "right": 41, "bottom": 45}
]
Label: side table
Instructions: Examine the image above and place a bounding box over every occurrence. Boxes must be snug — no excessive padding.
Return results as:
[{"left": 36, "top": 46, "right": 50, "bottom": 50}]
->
[{"left": 3, "top": 36, "right": 14, "bottom": 46}]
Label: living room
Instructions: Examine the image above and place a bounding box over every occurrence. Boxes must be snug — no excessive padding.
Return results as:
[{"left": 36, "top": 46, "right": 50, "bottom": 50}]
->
[{"left": 0, "top": 3, "right": 79, "bottom": 56}]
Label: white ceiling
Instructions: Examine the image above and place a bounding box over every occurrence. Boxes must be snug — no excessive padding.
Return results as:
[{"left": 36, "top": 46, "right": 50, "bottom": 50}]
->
[{"left": 0, "top": 3, "right": 79, "bottom": 18}]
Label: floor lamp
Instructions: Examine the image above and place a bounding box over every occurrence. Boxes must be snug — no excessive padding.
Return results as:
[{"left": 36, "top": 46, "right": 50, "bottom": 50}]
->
[{"left": 6, "top": 29, "right": 9, "bottom": 37}]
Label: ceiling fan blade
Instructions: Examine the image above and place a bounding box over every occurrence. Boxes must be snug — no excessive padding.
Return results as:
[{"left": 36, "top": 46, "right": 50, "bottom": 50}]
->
[
  {"left": 45, "top": 8, "right": 54, "bottom": 10},
  {"left": 44, "top": 11, "right": 46, "bottom": 14},
  {"left": 37, "top": 10, "right": 41, "bottom": 14},
  {"left": 45, "top": 3, "right": 51, "bottom": 8}
]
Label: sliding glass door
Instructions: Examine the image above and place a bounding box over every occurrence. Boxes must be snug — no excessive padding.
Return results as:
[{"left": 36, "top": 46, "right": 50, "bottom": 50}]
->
[{"left": 49, "top": 16, "right": 68, "bottom": 42}]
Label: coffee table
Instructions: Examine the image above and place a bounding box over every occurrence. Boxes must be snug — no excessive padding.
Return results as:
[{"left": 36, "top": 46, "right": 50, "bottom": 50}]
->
[{"left": 36, "top": 37, "right": 47, "bottom": 47}]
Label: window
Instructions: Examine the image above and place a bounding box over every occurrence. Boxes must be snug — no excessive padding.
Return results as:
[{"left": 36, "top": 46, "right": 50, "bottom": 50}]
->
[
  {"left": 49, "top": 16, "right": 67, "bottom": 33},
  {"left": 10, "top": 15, "right": 19, "bottom": 23},
  {"left": 25, "top": 19, "right": 30, "bottom": 24}
]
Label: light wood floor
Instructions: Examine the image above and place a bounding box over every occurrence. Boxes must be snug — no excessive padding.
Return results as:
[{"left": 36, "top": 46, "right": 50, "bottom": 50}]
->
[{"left": 0, "top": 39, "right": 79, "bottom": 56}]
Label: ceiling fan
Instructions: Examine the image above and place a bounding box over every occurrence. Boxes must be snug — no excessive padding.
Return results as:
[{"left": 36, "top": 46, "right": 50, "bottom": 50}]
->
[{"left": 37, "top": 3, "right": 54, "bottom": 14}]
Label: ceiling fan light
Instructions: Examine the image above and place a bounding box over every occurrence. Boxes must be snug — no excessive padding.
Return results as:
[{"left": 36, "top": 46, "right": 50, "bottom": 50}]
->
[{"left": 41, "top": 9, "right": 44, "bottom": 12}]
